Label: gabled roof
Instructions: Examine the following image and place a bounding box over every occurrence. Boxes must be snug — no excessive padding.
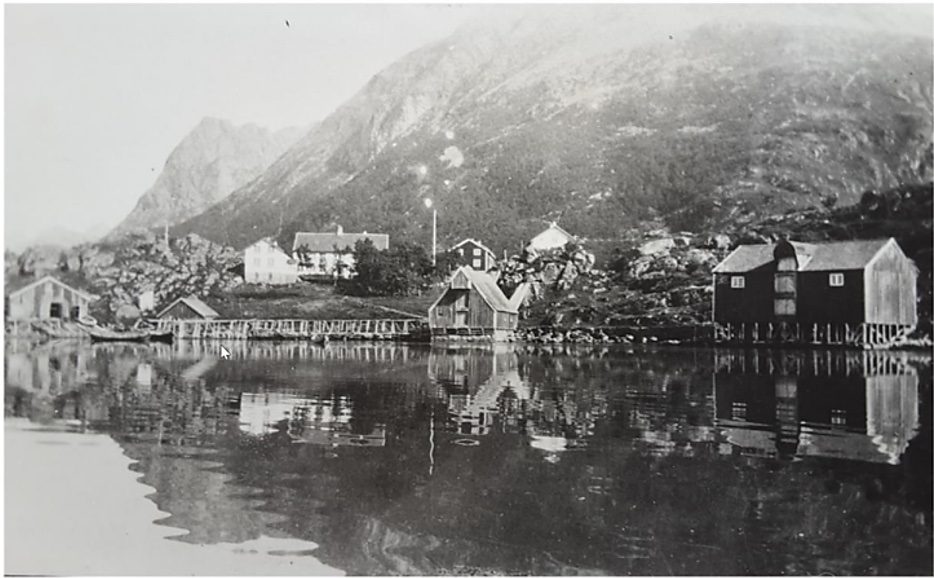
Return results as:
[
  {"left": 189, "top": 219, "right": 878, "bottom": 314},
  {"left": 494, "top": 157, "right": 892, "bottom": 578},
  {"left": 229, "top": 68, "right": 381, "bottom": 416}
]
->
[
  {"left": 430, "top": 267, "right": 517, "bottom": 313},
  {"left": 713, "top": 238, "right": 896, "bottom": 274},
  {"left": 292, "top": 232, "right": 389, "bottom": 253},
  {"left": 529, "top": 222, "right": 577, "bottom": 244},
  {"left": 246, "top": 237, "right": 291, "bottom": 257},
  {"left": 157, "top": 295, "right": 220, "bottom": 319},
  {"left": 5, "top": 274, "right": 96, "bottom": 301},
  {"left": 450, "top": 238, "right": 496, "bottom": 257}
]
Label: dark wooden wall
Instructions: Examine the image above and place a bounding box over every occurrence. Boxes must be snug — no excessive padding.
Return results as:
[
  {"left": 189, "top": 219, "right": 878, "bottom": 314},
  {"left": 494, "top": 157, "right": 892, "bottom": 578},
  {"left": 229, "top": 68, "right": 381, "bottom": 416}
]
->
[
  {"left": 796, "top": 270, "right": 865, "bottom": 325},
  {"left": 713, "top": 266, "right": 774, "bottom": 324}
]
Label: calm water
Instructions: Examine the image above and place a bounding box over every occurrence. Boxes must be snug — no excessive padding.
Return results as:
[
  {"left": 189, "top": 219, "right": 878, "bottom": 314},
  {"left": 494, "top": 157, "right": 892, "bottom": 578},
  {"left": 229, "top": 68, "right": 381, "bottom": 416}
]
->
[{"left": 5, "top": 340, "right": 932, "bottom": 575}]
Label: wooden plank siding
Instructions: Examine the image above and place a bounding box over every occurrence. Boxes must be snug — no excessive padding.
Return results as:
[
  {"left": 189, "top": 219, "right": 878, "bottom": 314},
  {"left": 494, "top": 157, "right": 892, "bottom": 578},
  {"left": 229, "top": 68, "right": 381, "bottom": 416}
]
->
[
  {"left": 159, "top": 301, "right": 206, "bottom": 320},
  {"left": 6, "top": 279, "right": 92, "bottom": 321},
  {"left": 864, "top": 241, "right": 918, "bottom": 326},
  {"left": 713, "top": 266, "right": 775, "bottom": 325},
  {"left": 796, "top": 270, "right": 865, "bottom": 326},
  {"left": 429, "top": 288, "right": 497, "bottom": 331}
]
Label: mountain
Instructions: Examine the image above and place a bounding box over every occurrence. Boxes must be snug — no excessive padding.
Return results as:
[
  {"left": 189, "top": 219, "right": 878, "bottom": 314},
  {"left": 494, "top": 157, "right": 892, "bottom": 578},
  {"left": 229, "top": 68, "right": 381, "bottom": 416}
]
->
[
  {"left": 109, "top": 117, "right": 305, "bottom": 237},
  {"left": 172, "top": 6, "right": 933, "bottom": 253}
]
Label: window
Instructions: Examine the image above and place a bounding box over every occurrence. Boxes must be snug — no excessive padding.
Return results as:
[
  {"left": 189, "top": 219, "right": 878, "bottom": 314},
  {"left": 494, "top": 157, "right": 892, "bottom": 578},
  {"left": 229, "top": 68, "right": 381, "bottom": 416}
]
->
[
  {"left": 473, "top": 258, "right": 482, "bottom": 269},
  {"left": 49, "top": 303, "right": 62, "bottom": 318},
  {"left": 731, "top": 276, "right": 745, "bottom": 289},
  {"left": 70, "top": 306, "right": 80, "bottom": 320},
  {"left": 267, "top": 273, "right": 273, "bottom": 281},
  {"left": 829, "top": 273, "right": 844, "bottom": 287},
  {"left": 458, "top": 248, "right": 464, "bottom": 256},
  {"left": 473, "top": 248, "right": 482, "bottom": 256}
]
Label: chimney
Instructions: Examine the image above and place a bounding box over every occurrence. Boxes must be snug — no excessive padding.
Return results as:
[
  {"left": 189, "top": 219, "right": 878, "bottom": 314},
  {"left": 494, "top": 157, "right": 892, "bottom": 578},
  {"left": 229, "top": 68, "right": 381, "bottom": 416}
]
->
[{"left": 336, "top": 225, "right": 344, "bottom": 235}]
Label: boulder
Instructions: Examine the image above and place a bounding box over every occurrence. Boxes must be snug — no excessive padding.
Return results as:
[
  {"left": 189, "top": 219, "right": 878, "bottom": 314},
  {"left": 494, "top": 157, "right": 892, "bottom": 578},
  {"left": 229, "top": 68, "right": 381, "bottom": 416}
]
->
[{"left": 639, "top": 238, "right": 675, "bottom": 256}]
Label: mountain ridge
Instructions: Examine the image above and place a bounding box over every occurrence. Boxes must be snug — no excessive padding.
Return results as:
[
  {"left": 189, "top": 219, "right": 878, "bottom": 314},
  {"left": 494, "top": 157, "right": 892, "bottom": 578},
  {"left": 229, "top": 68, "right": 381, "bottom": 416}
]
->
[
  {"left": 170, "top": 10, "right": 933, "bottom": 253},
  {"left": 109, "top": 117, "right": 306, "bottom": 238}
]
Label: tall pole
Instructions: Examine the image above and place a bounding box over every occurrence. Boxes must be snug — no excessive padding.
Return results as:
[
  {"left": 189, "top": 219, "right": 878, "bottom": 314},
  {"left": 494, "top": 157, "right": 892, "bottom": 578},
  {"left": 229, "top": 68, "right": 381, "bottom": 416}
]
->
[{"left": 431, "top": 209, "right": 438, "bottom": 267}]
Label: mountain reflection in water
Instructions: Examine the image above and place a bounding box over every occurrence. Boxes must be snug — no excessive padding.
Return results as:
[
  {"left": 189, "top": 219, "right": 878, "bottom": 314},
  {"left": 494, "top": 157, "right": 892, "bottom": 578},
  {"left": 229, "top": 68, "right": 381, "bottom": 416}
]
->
[{"left": 5, "top": 341, "right": 932, "bottom": 575}]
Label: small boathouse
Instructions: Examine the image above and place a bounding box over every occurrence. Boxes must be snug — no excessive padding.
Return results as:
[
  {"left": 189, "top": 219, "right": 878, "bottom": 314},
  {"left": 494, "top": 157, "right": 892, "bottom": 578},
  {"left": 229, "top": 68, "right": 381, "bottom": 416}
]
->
[{"left": 428, "top": 267, "right": 525, "bottom": 341}]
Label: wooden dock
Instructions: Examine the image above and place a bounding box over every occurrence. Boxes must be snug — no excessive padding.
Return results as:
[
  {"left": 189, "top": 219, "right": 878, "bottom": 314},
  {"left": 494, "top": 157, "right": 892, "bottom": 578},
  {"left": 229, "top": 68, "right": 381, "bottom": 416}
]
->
[{"left": 151, "top": 317, "right": 429, "bottom": 341}]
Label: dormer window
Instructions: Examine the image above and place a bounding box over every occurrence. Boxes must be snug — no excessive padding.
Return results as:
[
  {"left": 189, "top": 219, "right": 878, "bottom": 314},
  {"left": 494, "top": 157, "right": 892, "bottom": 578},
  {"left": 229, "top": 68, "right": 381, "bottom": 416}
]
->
[
  {"left": 829, "top": 273, "right": 844, "bottom": 287},
  {"left": 731, "top": 276, "right": 745, "bottom": 289}
]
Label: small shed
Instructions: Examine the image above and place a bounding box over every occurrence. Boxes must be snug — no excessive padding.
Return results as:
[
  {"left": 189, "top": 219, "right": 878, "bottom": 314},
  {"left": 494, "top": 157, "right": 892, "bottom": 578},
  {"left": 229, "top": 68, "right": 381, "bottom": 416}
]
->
[
  {"left": 712, "top": 237, "right": 917, "bottom": 346},
  {"left": 428, "top": 267, "right": 522, "bottom": 341},
  {"left": 156, "top": 296, "right": 220, "bottom": 320},
  {"left": 449, "top": 238, "right": 497, "bottom": 271},
  {"left": 5, "top": 275, "right": 95, "bottom": 322}
]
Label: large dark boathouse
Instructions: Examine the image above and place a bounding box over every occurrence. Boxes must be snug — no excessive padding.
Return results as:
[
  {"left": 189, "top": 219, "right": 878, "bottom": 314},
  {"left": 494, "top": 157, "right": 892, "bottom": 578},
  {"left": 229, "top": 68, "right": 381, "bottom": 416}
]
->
[{"left": 712, "top": 238, "right": 917, "bottom": 347}]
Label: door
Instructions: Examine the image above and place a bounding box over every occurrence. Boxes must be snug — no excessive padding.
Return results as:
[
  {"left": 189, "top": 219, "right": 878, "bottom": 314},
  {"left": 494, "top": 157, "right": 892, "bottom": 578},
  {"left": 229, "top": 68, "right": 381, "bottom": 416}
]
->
[{"left": 454, "top": 291, "right": 469, "bottom": 327}]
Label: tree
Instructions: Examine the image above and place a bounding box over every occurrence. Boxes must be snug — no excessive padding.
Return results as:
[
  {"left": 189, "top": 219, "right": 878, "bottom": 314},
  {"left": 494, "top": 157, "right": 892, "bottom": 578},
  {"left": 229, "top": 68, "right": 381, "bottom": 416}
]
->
[{"left": 345, "top": 239, "right": 435, "bottom": 296}]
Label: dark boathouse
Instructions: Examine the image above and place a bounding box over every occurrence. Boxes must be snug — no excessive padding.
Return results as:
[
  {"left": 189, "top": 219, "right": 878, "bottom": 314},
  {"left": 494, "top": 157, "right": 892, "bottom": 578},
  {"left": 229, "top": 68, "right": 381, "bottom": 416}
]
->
[{"left": 712, "top": 238, "right": 917, "bottom": 347}]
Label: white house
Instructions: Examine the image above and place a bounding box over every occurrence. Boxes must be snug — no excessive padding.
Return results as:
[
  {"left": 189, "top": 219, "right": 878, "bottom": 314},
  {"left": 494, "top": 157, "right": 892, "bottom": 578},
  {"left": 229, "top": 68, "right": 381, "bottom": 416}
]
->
[
  {"left": 292, "top": 226, "right": 389, "bottom": 279},
  {"left": 243, "top": 238, "right": 299, "bottom": 285},
  {"left": 526, "top": 222, "right": 578, "bottom": 253}
]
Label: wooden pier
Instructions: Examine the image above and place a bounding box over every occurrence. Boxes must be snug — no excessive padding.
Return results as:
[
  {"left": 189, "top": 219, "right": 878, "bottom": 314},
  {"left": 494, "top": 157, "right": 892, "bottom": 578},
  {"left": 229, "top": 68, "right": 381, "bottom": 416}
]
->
[
  {"left": 713, "top": 321, "right": 916, "bottom": 349},
  {"left": 151, "top": 317, "right": 429, "bottom": 341}
]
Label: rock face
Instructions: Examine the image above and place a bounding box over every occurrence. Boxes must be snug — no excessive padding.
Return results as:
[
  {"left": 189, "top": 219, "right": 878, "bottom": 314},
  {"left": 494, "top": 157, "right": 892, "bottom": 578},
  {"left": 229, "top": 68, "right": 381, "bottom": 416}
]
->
[
  {"left": 110, "top": 118, "right": 304, "bottom": 237},
  {"left": 173, "top": 6, "right": 933, "bottom": 254}
]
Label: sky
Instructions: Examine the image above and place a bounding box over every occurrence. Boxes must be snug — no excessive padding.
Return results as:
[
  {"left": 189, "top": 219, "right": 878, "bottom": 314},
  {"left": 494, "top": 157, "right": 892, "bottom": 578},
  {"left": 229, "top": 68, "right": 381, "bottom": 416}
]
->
[
  {"left": 4, "top": 3, "right": 932, "bottom": 253},
  {"left": 4, "top": 3, "right": 483, "bottom": 252}
]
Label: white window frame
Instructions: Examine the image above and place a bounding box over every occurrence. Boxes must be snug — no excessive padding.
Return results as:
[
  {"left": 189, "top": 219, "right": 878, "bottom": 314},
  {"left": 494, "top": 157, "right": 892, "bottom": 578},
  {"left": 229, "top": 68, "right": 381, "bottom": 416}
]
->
[
  {"left": 829, "top": 273, "right": 844, "bottom": 287},
  {"left": 473, "top": 248, "right": 482, "bottom": 256},
  {"left": 472, "top": 258, "right": 483, "bottom": 269},
  {"left": 731, "top": 276, "right": 745, "bottom": 289}
]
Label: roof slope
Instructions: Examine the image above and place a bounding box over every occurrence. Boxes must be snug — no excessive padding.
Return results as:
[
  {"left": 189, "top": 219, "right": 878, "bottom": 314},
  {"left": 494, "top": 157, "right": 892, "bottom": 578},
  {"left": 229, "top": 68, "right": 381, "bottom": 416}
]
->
[
  {"left": 431, "top": 267, "right": 516, "bottom": 314},
  {"left": 5, "top": 274, "right": 96, "bottom": 301},
  {"left": 292, "top": 232, "right": 389, "bottom": 253},
  {"left": 460, "top": 267, "right": 516, "bottom": 312},
  {"left": 713, "top": 238, "right": 894, "bottom": 273},
  {"left": 158, "top": 295, "right": 220, "bottom": 318},
  {"left": 450, "top": 238, "right": 496, "bottom": 256}
]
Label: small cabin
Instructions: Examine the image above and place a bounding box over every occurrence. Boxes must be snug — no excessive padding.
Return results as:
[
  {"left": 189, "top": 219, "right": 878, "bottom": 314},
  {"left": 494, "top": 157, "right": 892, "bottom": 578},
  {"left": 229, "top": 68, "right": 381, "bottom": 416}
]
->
[
  {"left": 712, "top": 238, "right": 917, "bottom": 347},
  {"left": 5, "top": 275, "right": 95, "bottom": 322},
  {"left": 428, "top": 267, "right": 524, "bottom": 341},
  {"left": 449, "top": 238, "right": 497, "bottom": 271},
  {"left": 156, "top": 296, "right": 220, "bottom": 320},
  {"left": 526, "top": 222, "right": 577, "bottom": 253}
]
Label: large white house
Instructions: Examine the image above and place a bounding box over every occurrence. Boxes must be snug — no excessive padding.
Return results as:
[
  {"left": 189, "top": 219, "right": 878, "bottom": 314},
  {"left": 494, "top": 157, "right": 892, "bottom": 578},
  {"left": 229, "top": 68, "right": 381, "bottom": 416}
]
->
[
  {"left": 292, "top": 226, "right": 389, "bottom": 279},
  {"left": 243, "top": 238, "right": 299, "bottom": 284}
]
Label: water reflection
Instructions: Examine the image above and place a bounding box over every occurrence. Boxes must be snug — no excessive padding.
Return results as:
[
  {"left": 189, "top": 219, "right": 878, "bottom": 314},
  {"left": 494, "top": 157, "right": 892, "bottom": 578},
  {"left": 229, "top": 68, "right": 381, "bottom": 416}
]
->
[
  {"left": 4, "top": 342, "right": 931, "bottom": 575},
  {"left": 714, "top": 349, "right": 921, "bottom": 465}
]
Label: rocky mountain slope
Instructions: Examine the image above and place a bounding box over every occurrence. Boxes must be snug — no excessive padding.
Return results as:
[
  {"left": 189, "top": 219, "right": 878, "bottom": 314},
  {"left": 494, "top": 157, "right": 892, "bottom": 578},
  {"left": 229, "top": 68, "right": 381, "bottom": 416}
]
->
[
  {"left": 110, "top": 117, "right": 304, "bottom": 237},
  {"left": 172, "top": 6, "right": 933, "bottom": 254}
]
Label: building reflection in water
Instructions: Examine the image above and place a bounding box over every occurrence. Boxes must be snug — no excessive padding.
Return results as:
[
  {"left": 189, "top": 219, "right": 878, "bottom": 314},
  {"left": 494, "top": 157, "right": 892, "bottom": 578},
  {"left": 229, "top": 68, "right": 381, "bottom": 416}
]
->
[
  {"left": 714, "top": 349, "right": 921, "bottom": 465},
  {"left": 237, "top": 391, "right": 387, "bottom": 447},
  {"left": 428, "top": 345, "right": 603, "bottom": 461}
]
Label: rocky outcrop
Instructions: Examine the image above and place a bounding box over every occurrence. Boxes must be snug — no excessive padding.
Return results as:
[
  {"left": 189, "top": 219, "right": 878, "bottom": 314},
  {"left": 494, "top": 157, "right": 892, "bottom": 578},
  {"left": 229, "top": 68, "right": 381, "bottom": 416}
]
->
[{"left": 7, "top": 232, "right": 242, "bottom": 324}]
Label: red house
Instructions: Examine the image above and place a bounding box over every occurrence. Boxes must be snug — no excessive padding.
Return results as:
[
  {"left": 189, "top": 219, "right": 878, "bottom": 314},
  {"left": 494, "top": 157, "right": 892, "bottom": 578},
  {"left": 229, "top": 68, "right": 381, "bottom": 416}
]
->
[{"left": 448, "top": 239, "right": 497, "bottom": 271}]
